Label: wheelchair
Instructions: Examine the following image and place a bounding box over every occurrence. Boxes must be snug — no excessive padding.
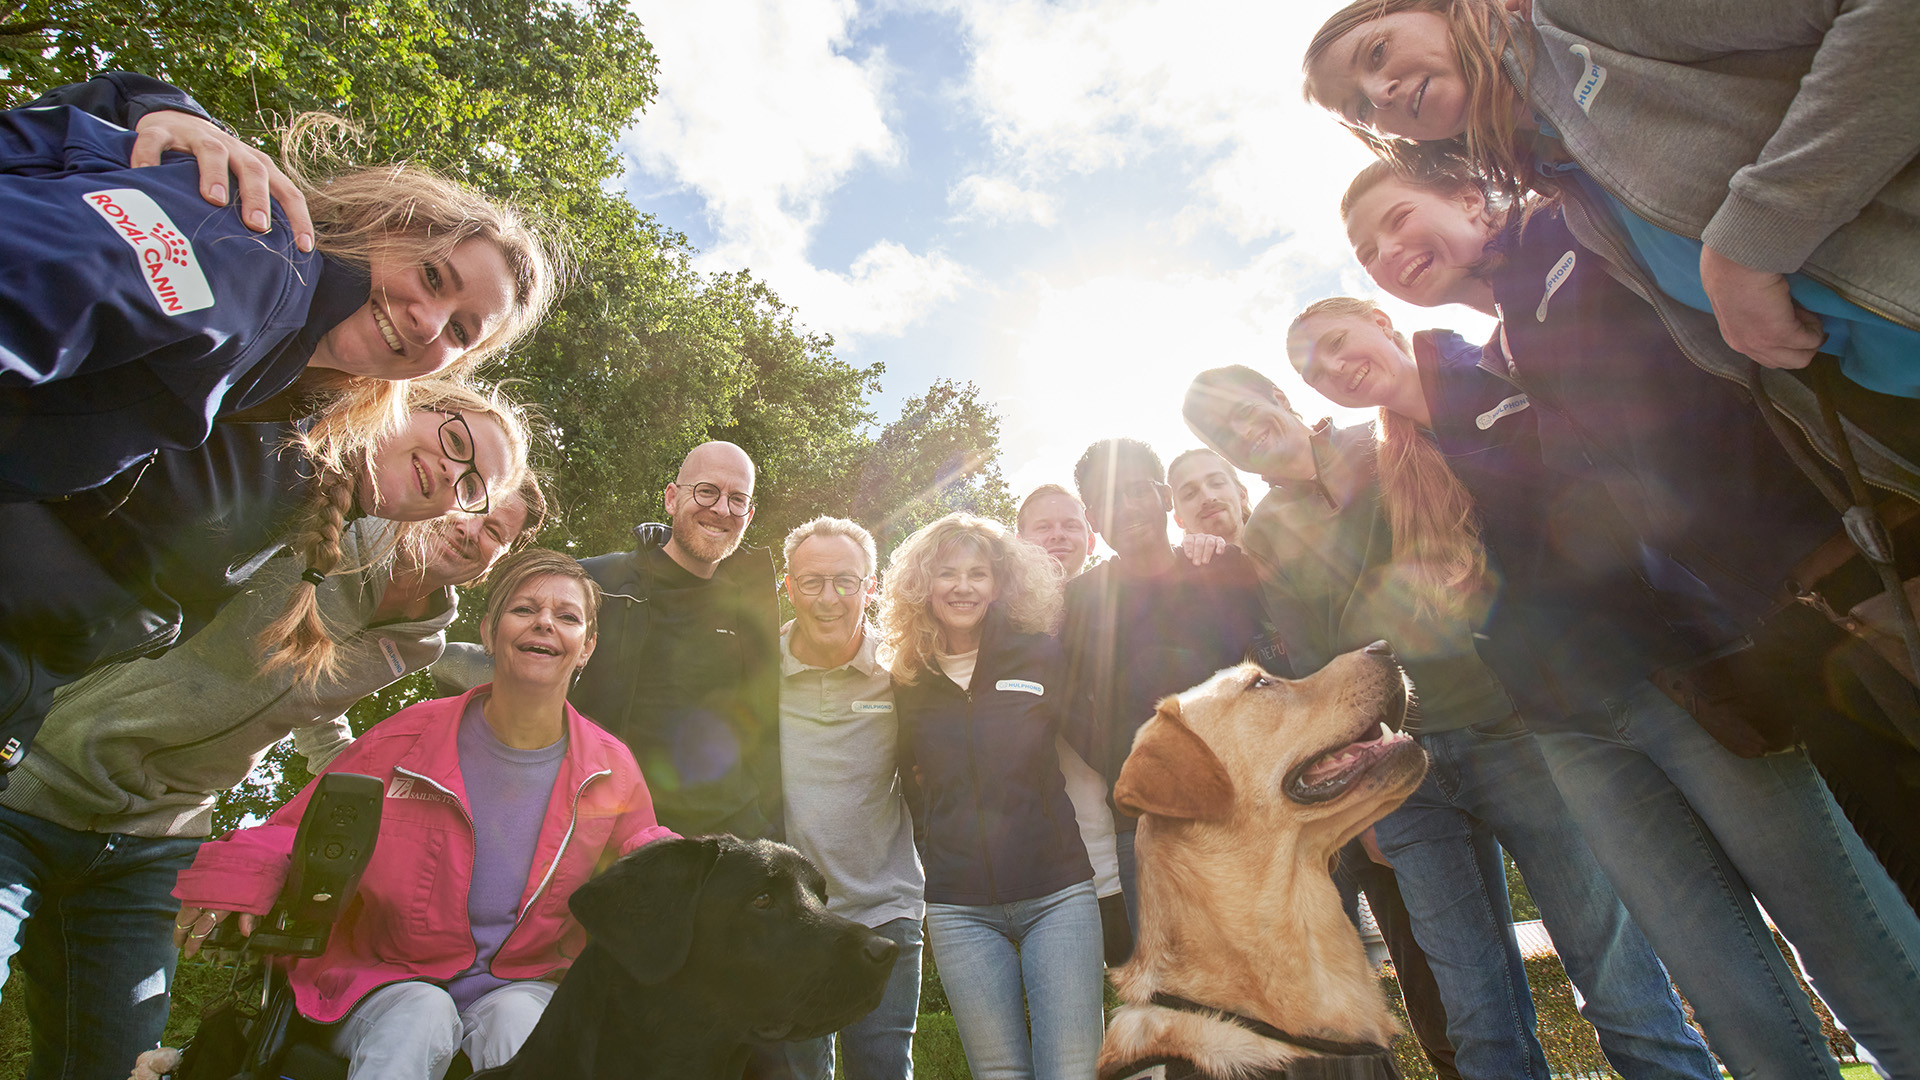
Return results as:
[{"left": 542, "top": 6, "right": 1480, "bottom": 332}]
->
[{"left": 170, "top": 772, "right": 470, "bottom": 1080}]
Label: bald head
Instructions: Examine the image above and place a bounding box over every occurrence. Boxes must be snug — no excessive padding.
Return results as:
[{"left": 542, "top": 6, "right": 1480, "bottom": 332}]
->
[{"left": 664, "top": 441, "right": 758, "bottom": 578}]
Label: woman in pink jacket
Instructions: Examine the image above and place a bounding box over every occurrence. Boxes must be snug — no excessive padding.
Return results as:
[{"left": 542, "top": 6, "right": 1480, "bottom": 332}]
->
[{"left": 173, "top": 548, "right": 673, "bottom": 1079}]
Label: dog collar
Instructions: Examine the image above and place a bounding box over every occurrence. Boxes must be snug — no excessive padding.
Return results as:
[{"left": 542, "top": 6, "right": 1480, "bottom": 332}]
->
[{"left": 1147, "top": 992, "right": 1393, "bottom": 1059}]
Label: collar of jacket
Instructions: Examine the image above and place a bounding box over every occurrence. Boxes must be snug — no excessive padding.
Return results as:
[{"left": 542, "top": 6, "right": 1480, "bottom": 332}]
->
[
  {"left": 927, "top": 602, "right": 1010, "bottom": 685},
  {"left": 387, "top": 685, "right": 621, "bottom": 808},
  {"left": 1264, "top": 419, "right": 1346, "bottom": 511}
]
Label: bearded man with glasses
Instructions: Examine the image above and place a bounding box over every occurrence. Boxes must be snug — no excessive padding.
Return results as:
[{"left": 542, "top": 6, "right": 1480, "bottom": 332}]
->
[{"left": 436, "top": 441, "right": 783, "bottom": 844}]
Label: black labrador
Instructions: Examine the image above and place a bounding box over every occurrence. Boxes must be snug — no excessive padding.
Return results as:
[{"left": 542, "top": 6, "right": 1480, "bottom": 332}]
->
[{"left": 471, "top": 835, "right": 898, "bottom": 1080}]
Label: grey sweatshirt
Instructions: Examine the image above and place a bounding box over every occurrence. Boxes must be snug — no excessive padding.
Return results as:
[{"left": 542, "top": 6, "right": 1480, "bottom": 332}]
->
[
  {"left": 1, "top": 519, "right": 457, "bottom": 838},
  {"left": 1521, "top": 0, "right": 1920, "bottom": 328}
]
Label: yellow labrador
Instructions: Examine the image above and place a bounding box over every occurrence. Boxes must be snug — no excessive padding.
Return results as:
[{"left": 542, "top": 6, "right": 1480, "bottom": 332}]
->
[{"left": 1099, "top": 643, "right": 1426, "bottom": 1080}]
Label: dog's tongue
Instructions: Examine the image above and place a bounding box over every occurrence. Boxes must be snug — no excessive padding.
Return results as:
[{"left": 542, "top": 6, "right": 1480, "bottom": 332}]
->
[{"left": 1302, "top": 723, "right": 1395, "bottom": 784}]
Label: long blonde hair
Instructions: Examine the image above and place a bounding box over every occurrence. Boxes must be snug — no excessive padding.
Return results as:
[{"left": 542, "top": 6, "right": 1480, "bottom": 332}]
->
[
  {"left": 1303, "top": 0, "right": 1536, "bottom": 204},
  {"left": 267, "top": 115, "right": 565, "bottom": 454},
  {"left": 879, "top": 513, "right": 1064, "bottom": 684},
  {"left": 257, "top": 377, "right": 534, "bottom": 684},
  {"left": 1290, "top": 297, "right": 1487, "bottom": 620}
]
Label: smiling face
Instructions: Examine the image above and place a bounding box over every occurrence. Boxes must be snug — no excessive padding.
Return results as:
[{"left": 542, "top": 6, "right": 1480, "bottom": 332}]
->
[
  {"left": 1288, "top": 309, "right": 1420, "bottom": 412},
  {"left": 420, "top": 491, "right": 529, "bottom": 590},
  {"left": 665, "top": 442, "right": 757, "bottom": 574},
  {"left": 1084, "top": 459, "right": 1173, "bottom": 562},
  {"left": 482, "top": 572, "right": 597, "bottom": 690},
  {"left": 1190, "top": 384, "right": 1314, "bottom": 480},
  {"left": 785, "top": 534, "right": 874, "bottom": 664},
  {"left": 1345, "top": 174, "right": 1499, "bottom": 310},
  {"left": 1167, "top": 450, "right": 1248, "bottom": 545},
  {"left": 928, "top": 539, "right": 1000, "bottom": 652},
  {"left": 1306, "top": 10, "right": 1470, "bottom": 142},
  {"left": 363, "top": 409, "right": 514, "bottom": 522},
  {"left": 1017, "top": 492, "right": 1095, "bottom": 579},
  {"left": 310, "top": 236, "right": 517, "bottom": 380}
]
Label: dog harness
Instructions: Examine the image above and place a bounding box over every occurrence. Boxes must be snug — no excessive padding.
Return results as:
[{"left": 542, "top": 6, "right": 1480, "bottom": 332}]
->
[{"left": 1106, "top": 993, "right": 1403, "bottom": 1080}]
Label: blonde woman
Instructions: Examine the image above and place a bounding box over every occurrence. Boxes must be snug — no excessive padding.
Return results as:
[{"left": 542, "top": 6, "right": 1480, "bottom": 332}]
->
[
  {"left": 1, "top": 71, "right": 560, "bottom": 500},
  {"left": 880, "top": 513, "right": 1102, "bottom": 1080}
]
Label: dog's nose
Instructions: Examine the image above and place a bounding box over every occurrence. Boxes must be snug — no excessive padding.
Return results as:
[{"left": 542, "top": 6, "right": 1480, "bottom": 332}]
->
[
  {"left": 1364, "top": 640, "right": 1395, "bottom": 658},
  {"left": 862, "top": 936, "right": 900, "bottom": 967}
]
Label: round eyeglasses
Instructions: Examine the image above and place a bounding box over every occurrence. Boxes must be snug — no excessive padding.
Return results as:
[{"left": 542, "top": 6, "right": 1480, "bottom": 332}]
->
[
  {"left": 790, "top": 574, "right": 868, "bottom": 598},
  {"left": 436, "top": 413, "right": 491, "bottom": 514}
]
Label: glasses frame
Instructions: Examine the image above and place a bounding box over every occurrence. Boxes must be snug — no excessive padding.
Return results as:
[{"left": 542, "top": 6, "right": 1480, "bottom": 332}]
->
[
  {"left": 438, "top": 413, "right": 491, "bottom": 514},
  {"left": 678, "top": 480, "right": 755, "bottom": 517},
  {"left": 789, "top": 573, "right": 870, "bottom": 598}
]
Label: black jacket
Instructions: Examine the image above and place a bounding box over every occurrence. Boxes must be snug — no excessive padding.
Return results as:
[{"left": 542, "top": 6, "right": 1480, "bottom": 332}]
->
[
  {"left": 894, "top": 606, "right": 1092, "bottom": 906},
  {"left": 0, "top": 421, "right": 311, "bottom": 776},
  {"left": 574, "top": 528, "right": 782, "bottom": 839}
]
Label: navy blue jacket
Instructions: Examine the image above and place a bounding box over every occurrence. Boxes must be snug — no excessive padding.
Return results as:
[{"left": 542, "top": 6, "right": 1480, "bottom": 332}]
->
[
  {"left": 1414, "top": 328, "right": 1728, "bottom": 724},
  {"left": 1486, "top": 204, "right": 1839, "bottom": 627},
  {"left": 894, "top": 606, "right": 1092, "bottom": 906},
  {"left": 0, "top": 73, "right": 367, "bottom": 499},
  {"left": 0, "top": 421, "right": 314, "bottom": 776}
]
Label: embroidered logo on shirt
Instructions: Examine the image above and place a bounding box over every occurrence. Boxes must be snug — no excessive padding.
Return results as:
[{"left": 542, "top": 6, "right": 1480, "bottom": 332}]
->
[
  {"left": 1536, "top": 250, "right": 1576, "bottom": 322},
  {"left": 0, "top": 737, "right": 22, "bottom": 767},
  {"left": 1476, "top": 393, "right": 1532, "bottom": 430},
  {"left": 1570, "top": 44, "right": 1608, "bottom": 115},
  {"left": 379, "top": 638, "right": 406, "bottom": 679},
  {"left": 851, "top": 700, "right": 895, "bottom": 713},
  {"left": 385, "top": 777, "right": 458, "bottom": 806},
  {"left": 995, "top": 679, "right": 1044, "bottom": 696},
  {"left": 82, "top": 188, "right": 215, "bottom": 315}
]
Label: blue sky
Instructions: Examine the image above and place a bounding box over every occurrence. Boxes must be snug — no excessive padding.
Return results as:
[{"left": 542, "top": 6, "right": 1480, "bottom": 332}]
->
[{"left": 618, "top": 0, "right": 1497, "bottom": 507}]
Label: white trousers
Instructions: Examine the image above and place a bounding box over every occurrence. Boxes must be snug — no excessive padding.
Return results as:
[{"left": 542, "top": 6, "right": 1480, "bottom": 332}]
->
[{"left": 328, "top": 980, "right": 555, "bottom": 1079}]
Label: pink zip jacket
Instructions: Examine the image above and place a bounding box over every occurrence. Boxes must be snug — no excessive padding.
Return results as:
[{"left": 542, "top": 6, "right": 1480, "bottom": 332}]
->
[{"left": 173, "top": 686, "right": 675, "bottom": 1023}]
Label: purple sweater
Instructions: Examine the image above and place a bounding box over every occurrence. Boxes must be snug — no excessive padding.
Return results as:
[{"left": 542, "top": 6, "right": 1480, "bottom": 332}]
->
[{"left": 445, "top": 696, "right": 567, "bottom": 1011}]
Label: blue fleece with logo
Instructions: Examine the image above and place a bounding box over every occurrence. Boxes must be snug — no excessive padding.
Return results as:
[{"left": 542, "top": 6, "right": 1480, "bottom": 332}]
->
[{"left": 0, "top": 73, "right": 367, "bottom": 499}]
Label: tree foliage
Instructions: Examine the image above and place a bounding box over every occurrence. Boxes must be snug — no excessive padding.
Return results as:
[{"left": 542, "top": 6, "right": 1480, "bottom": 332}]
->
[{"left": 54, "top": 0, "right": 1016, "bottom": 827}]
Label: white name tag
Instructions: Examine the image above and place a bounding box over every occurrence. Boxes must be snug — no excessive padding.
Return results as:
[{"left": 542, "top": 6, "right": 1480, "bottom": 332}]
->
[
  {"left": 379, "top": 637, "right": 406, "bottom": 679},
  {"left": 82, "top": 188, "right": 215, "bottom": 315},
  {"left": 1476, "top": 393, "right": 1532, "bottom": 430},
  {"left": 851, "top": 699, "right": 894, "bottom": 713},
  {"left": 996, "top": 679, "right": 1044, "bottom": 696},
  {"left": 1570, "top": 44, "right": 1608, "bottom": 115},
  {"left": 1536, "top": 250, "right": 1576, "bottom": 322}
]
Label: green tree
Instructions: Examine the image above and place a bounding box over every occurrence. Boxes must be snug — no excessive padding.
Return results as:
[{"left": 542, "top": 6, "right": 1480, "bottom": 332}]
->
[{"left": 852, "top": 379, "right": 1017, "bottom": 557}]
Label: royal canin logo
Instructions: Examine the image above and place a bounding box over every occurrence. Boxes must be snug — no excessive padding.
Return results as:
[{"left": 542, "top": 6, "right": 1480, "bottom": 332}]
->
[{"left": 82, "top": 188, "right": 216, "bottom": 315}]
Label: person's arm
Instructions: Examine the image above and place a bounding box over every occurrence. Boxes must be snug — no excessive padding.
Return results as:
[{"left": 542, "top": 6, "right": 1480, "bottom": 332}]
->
[
  {"left": 23, "top": 72, "right": 313, "bottom": 250},
  {"left": 293, "top": 716, "right": 355, "bottom": 773}
]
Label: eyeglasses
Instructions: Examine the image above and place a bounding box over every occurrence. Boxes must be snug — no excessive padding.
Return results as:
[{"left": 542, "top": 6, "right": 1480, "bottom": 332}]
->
[
  {"left": 791, "top": 574, "right": 868, "bottom": 598},
  {"left": 680, "top": 481, "right": 754, "bottom": 517},
  {"left": 1089, "top": 479, "right": 1166, "bottom": 509},
  {"left": 437, "top": 413, "right": 490, "bottom": 514}
]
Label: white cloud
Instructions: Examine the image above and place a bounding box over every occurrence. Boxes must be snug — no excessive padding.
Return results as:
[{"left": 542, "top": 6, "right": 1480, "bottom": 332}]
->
[
  {"left": 948, "top": 173, "right": 1059, "bottom": 226},
  {"left": 624, "top": 0, "right": 965, "bottom": 338}
]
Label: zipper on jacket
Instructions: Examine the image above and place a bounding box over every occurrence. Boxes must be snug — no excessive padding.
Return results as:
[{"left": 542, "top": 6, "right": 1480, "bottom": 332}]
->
[
  {"left": 392, "top": 764, "right": 481, "bottom": 975},
  {"left": 494, "top": 767, "right": 612, "bottom": 972},
  {"left": 960, "top": 685, "right": 1001, "bottom": 905}
]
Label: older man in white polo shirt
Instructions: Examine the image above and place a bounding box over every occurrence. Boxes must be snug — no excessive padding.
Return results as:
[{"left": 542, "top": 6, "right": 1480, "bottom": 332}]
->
[{"left": 774, "top": 516, "right": 925, "bottom": 1080}]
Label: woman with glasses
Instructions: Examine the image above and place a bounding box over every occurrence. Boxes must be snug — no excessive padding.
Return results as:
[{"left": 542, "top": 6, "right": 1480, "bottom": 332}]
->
[
  {"left": 174, "top": 549, "right": 673, "bottom": 1079},
  {"left": 879, "top": 512, "right": 1104, "bottom": 1080},
  {"left": 0, "top": 378, "right": 532, "bottom": 784}
]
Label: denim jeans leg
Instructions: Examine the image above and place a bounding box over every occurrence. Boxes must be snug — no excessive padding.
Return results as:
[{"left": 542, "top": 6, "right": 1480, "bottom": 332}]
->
[
  {"left": 1436, "top": 722, "right": 1716, "bottom": 1080},
  {"left": 0, "top": 806, "right": 201, "bottom": 1080},
  {"left": 926, "top": 900, "right": 1033, "bottom": 1080},
  {"left": 1011, "top": 881, "right": 1104, "bottom": 1080},
  {"left": 1371, "top": 764, "right": 1550, "bottom": 1080},
  {"left": 1533, "top": 721, "right": 1838, "bottom": 1080},
  {"left": 1608, "top": 684, "right": 1920, "bottom": 1077},
  {"left": 837, "top": 916, "right": 924, "bottom": 1080}
]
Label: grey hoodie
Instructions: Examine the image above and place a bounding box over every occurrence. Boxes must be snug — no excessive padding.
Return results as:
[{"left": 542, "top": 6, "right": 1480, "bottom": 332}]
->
[
  {"left": 1521, "top": 0, "right": 1920, "bottom": 329},
  {"left": 0, "top": 519, "right": 456, "bottom": 838}
]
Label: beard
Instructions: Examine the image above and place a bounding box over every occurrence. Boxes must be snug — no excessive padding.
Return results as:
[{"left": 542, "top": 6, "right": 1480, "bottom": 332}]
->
[{"left": 671, "top": 505, "right": 746, "bottom": 565}]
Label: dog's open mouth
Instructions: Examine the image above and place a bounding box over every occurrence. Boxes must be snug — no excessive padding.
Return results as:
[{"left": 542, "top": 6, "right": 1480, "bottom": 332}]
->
[{"left": 1282, "top": 675, "right": 1416, "bottom": 805}]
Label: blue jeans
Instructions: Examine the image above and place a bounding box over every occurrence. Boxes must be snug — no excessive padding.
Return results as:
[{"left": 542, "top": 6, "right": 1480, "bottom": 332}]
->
[
  {"left": 0, "top": 804, "right": 202, "bottom": 1080},
  {"left": 1537, "top": 682, "right": 1920, "bottom": 1080},
  {"left": 776, "top": 916, "right": 924, "bottom": 1080},
  {"left": 925, "top": 880, "right": 1104, "bottom": 1080},
  {"left": 1371, "top": 715, "right": 1715, "bottom": 1080}
]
